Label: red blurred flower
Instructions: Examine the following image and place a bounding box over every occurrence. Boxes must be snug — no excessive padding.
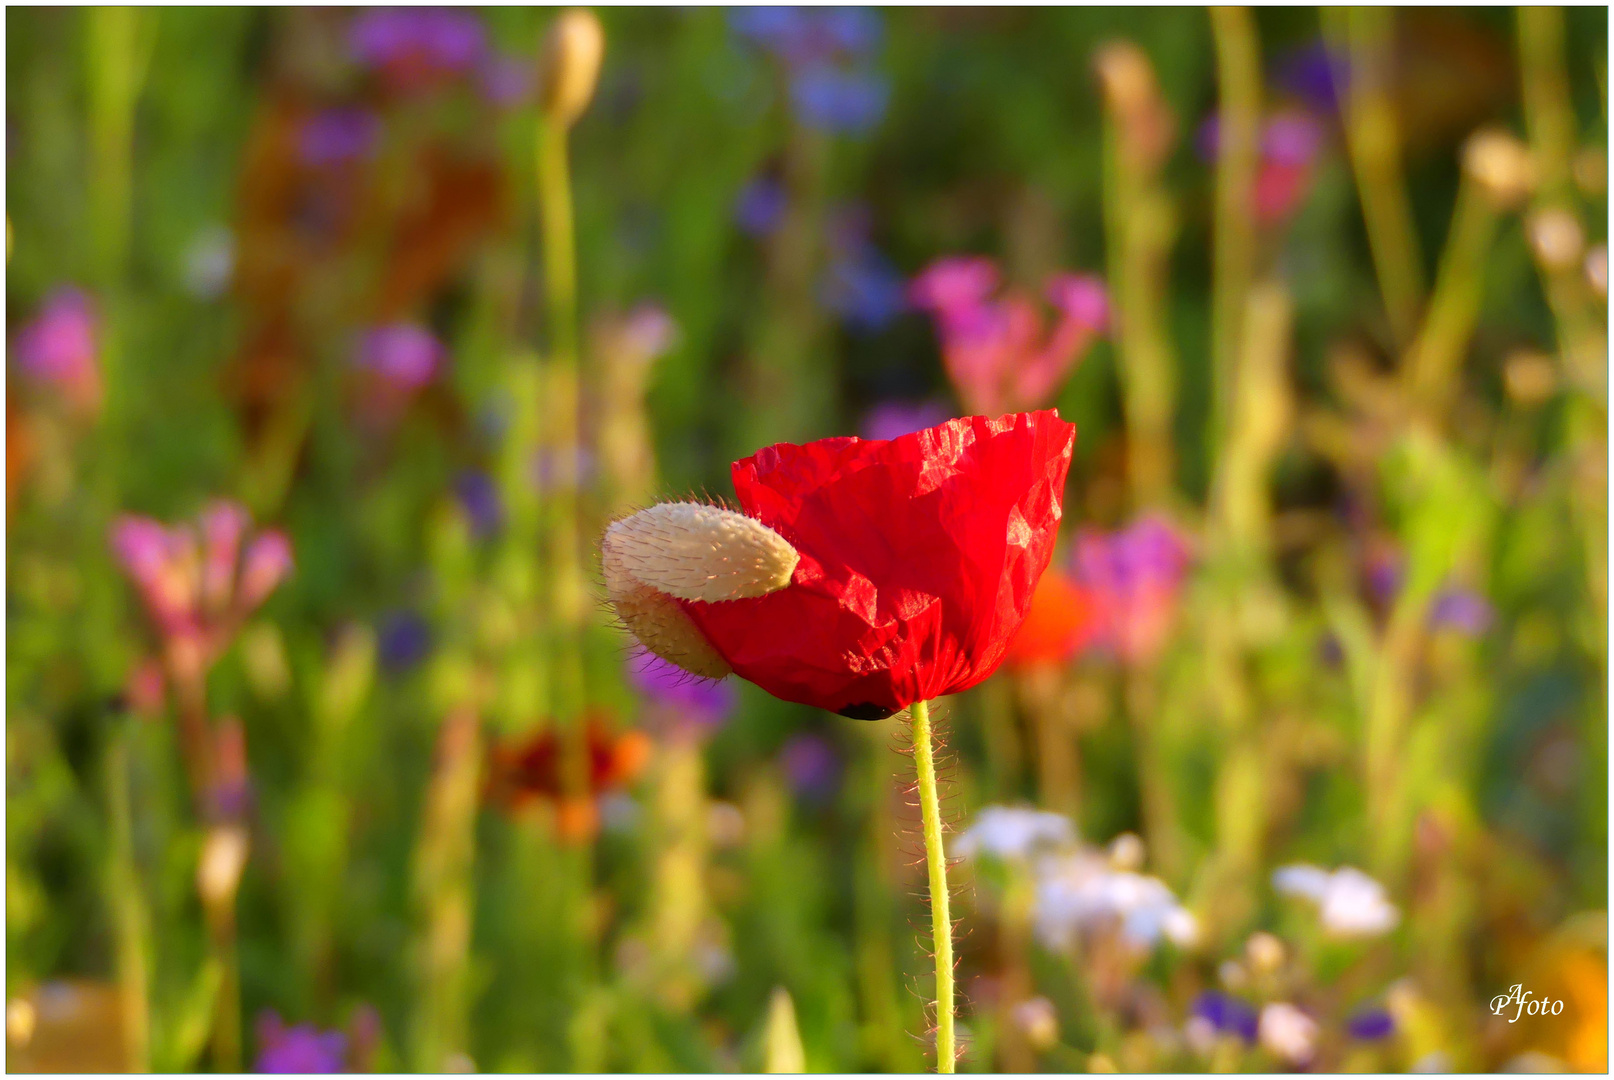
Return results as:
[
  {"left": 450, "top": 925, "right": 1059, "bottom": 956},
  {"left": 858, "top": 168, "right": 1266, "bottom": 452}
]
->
[
  {"left": 486, "top": 714, "right": 652, "bottom": 838},
  {"left": 671, "top": 411, "right": 1076, "bottom": 718},
  {"left": 1003, "top": 567, "right": 1102, "bottom": 669}
]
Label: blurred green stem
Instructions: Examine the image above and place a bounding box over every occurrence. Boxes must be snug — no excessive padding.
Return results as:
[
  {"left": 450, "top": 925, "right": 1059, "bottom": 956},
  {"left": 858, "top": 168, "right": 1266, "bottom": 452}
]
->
[
  {"left": 1325, "top": 6, "right": 1425, "bottom": 347},
  {"left": 1099, "top": 49, "right": 1178, "bottom": 508},
  {"left": 205, "top": 902, "right": 241, "bottom": 1072},
  {"left": 1517, "top": 7, "right": 1576, "bottom": 198},
  {"left": 410, "top": 708, "right": 482, "bottom": 1071},
  {"left": 1208, "top": 7, "right": 1261, "bottom": 460},
  {"left": 104, "top": 719, "right": 151, "bottom": 1072},
  {"left": 1403, "top": 178, "right": 1500, "bottom": 420},
  {"left": 909, "top": 700, "right": 954, "bottom": 1073}
]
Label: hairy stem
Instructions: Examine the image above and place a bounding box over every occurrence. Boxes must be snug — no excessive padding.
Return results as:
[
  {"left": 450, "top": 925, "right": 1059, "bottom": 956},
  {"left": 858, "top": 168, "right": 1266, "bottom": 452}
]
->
[{"left": 909, "top": 699, "right": 954, "bottom": 1072}]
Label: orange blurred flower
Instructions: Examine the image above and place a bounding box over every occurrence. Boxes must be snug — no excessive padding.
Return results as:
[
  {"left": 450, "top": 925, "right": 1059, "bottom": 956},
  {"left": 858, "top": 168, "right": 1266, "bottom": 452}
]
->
[
  {"left": 486, "top": 713, "right": 652, "bottom": 840},
  {"left": 1004, "top": 567, "right": 1100, "bottom": 669}
]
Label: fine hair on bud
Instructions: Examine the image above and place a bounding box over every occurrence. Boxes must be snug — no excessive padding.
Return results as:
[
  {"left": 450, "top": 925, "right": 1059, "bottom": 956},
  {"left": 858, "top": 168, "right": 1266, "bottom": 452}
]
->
[
  {"left": 603, "top": 542, "right": 732, "bottom": 679},
  {"left": 540, "top": 8, "right": 605, "bottom": 127},
  {"left": 602, "top": 502, "right": 800, "bottom": 603}
]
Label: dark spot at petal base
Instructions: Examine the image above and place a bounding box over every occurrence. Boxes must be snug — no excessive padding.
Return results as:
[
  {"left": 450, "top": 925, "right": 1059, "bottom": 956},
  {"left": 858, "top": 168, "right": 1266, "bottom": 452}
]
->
[{"left": 836, "top": 702, "right": 895, "bottom": 721}]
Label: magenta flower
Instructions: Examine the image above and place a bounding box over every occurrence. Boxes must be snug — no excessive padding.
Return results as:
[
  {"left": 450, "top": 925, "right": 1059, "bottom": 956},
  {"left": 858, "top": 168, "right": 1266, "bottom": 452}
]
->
[
  {"left": 1197, "top": 108, "right": 1326, "bottom": 226},
  {"left": 911, "top": 257, "right": 1108, "bottom": 417},
  {"left": 254, "top": 1011, "right": 347, "bottom": 1074},
  {"left": 354, "top": 324, "right": 442, "bottom": 392},
  {"left": 859, "top": 399, "right": 952, "bottom": 441},
  {"left": 12, "top": 288, "right": 102, "bottom": 414},
  {"left": 296, "top": 108, "right": 381, "bottom": 169},
  {"left": 1072, "top": 515, "right": 1193, "bottom": 665},
  {"left": 627, "top": 646, "right": 738, "bottom": 734},
  {"left": 348, "top": 7, "right": 486, "bottom": 93},
  {"left": 110, "top": 501, "right": 293, "bottom": 670}
]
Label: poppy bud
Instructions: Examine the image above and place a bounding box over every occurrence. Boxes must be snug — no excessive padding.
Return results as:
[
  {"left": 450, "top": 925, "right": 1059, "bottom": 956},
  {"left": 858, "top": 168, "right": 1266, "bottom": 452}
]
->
[
  {"left": 1462, "top": 129, "right": 1535, "bottom": 210},
  {"left": 603, "top": 545, "right": 733, "bottom": 679},
  {"left": 604, "top": 502, "right": 799, "bottom": 603},
  {"left": 539, "top": 9, "right": 605, "bottom": 127}
]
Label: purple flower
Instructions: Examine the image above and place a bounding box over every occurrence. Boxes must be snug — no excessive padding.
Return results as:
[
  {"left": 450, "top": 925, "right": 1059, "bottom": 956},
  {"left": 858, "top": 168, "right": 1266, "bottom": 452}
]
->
[
  {"left": 1191, "top": 991, "right": 1259, "bottom": 1044},
  {"left": 453, "top": 470, "right": 502, "bottom": 539},
  {"left": 779, "top": 733, "right": 840, "bottom": 802},
  {"left": 354, "top": 324, "right": 442, "bottom": 390},
  {"left": 378, "top": 610, "right": 432, "bottom": 673},
  {"left": 860, "top": 400, "right": 952, "bottom": 442},
  {"left": 1263, "top": 111, "right": 1324, "bottom": 168},
  {"left": 479, "top": 52, "right": 533, "bottom": 108},
  {"left": 1429, "top": 588, "right": 1493, "bottom": 636},
  {"left": 790, "top": 65, "right": 887, "bottom": 134},
  {"left": 349, "top": 7, "right": 486, "bottom": 90},
  {"left": 254, "top": 1011, "right": 347, "bottom": 1073},
  {"left": 734, "top": 176, "right": 789, "bottom": 237},
  {"left": 12, "top": 287, "right": 101, "bottom": 412},
  {"left": 1346, "top": 1008, "right": 1395, "bottom": 1041},
  {"left": 297, "top": 109, "right": 380, "bottom": 168},
  {"left": 1073, "top": 516, "right": 1193, "bottom": 665},
  {"left": 1273, "top": 40, "right": 1348, "bottom": 114},
  {"left": 627, "top": 647, "right": 737, "bottom": 730}
]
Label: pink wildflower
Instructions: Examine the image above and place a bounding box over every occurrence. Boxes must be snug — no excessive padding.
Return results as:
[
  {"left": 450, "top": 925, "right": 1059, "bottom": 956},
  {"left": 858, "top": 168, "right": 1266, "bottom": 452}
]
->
[
  {"left": 911, "top": 257, "right": 1109, "bottom": 417},
  {"left": 12, "top": 288, "right": 102, "bottom": 414}
]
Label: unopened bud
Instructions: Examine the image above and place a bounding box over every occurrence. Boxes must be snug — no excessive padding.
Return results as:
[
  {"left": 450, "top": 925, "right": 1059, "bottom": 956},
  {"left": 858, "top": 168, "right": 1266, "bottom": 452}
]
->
[
  {"left": 1245, "top": 931, "right": 1285, "bottom": 974},
  {"left": 197, "top": 824, "right": 250, "bottom": 909},
  {"left": 239, "top": 531, "right": 293, "bottom": 611},
  {"left": 1093, "top": 41, "right": 1157, "bottom": 116},
  {"left": 1504, "top": 349, "right": 1559, "bottom": 406},
  {"left": 604, "top": 545, "right": 732, "bottom": 678},
  {"left": 603, "top": 502, "right": 799, "bottom": 603},
  {"left": 1527, "top": 207, "right": 1585, "bottom": 272},
  {"left": 1463, "top": 129, "right": 1535, "bottom": 209},
  {"left": 1107, "top": 831, "right": 1144, "bottom": 871},
  {"left": 540, "top": 9, "right": 605, "bottom": 126},
  {"left": 1585, "top": 244, "right": 1607, "bottom": 299}
]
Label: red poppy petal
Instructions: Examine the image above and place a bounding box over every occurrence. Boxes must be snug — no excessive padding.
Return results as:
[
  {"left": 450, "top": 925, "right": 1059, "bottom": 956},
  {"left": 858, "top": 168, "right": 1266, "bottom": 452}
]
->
[{"left": 681, "top": 411, "right": 1075, "bottom": 714}]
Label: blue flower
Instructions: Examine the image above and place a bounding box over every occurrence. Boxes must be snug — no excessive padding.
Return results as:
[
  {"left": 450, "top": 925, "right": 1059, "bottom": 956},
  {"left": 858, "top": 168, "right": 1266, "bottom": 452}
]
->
[
  {"left": 790, "top": 65, "right": 888, "bottom": 134},
  {"left": 1346, "top": 1008, "right": 1396, "bottom": 1041},
  {"left": 1192, "top": 991, "right": 1260, "bottom": 1044},
  {"left": 734, "top": 175, "right": 789, "bottom": 237},
  {"left": 453, "top": 470, "right": 503, "bottom": 539},
  {"left": 378, "top": 610, "right": 432, "bottom": 674}
]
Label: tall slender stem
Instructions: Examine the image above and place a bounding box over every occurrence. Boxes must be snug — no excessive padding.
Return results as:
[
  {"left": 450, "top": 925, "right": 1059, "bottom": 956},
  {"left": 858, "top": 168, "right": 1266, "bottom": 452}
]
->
[
  {"left": 1208, "top": 6, "right": 1261, "bottom": 462},
  {"left": 104, "top": 721, "right": 151, "bottom": 1072},
  {"left": 909, "top": 699, "right": 954, "bottom": 1073}
]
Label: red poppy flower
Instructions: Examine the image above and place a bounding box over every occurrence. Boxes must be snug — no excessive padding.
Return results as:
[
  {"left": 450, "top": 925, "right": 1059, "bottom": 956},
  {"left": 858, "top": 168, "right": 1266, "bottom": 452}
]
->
[{"left": 606, "top": 410, "right": 1076, "bottom": 718}]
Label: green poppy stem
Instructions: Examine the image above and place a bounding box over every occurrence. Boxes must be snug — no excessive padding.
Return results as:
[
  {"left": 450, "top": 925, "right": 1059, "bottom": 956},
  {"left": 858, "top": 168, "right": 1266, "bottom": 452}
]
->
[{"left": 909, "top": 699, "right": 954, "bottom": 1072}]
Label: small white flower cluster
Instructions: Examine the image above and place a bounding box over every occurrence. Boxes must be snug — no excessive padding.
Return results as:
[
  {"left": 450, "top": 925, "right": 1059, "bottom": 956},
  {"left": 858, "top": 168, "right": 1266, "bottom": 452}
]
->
[
  {"left": 951, "top": 805, "right": 1074, "bottom": 861},
  {"left": 1272, "top": 863, "right": 1400, "bottom": 937},
  {"left": 954, "top": 806, "right": 1198, "bottom": 953}
]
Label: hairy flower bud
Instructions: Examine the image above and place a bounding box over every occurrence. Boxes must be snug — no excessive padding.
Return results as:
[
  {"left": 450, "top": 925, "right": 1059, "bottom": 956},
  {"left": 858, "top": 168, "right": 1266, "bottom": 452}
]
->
[
  {"left": 1463, "top": 129, "right": 1535, "bottom": 210},
  {"left": 197, "top": 824, "right": 250, "bottom": 910},
  {"left": 603, "top": 543, "right": 732, "bottom": 679},
  {"left": 539, "top": 9, "right": 605, "bottom": 126},
  {"left": 604, "top": 502, "right": 799, "bottom": 603}
]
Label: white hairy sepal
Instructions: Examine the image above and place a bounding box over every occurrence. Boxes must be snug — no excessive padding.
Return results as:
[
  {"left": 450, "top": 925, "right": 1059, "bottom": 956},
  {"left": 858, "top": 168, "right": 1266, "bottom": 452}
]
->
[
  {"left": 602, "top": 502, "right": 800, "bottom": 680},
  {"left": 603, "top": 502, "right": 799, "bottom": 602}
]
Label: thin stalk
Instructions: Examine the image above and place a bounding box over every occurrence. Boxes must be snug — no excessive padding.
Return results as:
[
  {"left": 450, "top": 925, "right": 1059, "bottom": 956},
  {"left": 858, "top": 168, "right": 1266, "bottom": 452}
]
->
[
  {"left": 1324, "top": 6, "right": 1425, "bottom": 347},
  {"left": 1403, "top": 179, "right": 1501, "bottom": 420},
  {"left": 104, "top": 722, "right": 151, "bottom": 1072},
  {"left": 909, "top": 700, "right": 954, "bottom": 1073},
  {"left": 206, "top": 904, "right": 241, "bottom": 1072},
  {"left": 1208, "top": 7, "right": 1262, "bottom": 460}
]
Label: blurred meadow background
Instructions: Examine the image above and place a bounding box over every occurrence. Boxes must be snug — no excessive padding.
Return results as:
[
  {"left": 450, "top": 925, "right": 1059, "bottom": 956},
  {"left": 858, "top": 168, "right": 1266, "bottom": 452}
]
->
[{"left": 5, "top": 4, "right": 1610, "bottom": 1073}]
